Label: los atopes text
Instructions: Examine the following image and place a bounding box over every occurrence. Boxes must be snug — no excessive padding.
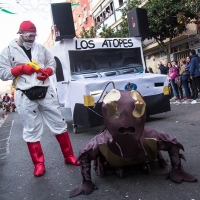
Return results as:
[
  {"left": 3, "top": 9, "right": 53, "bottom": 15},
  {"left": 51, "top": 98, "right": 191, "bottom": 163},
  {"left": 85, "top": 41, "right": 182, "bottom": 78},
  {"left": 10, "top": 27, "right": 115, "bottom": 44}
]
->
[{"left": 75, "top": 39, "right": 134, "bottom": 50}]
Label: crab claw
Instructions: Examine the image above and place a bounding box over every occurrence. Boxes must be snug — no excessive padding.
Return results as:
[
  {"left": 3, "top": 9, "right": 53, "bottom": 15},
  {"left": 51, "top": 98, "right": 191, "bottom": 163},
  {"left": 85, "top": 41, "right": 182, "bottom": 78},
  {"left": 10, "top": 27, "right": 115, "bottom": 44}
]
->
[
  {"left": 69, "top": 180, "right": 98, "bottom": 198},
  {"left": 169, "top": 167, "right": 197, "bottom": 183}
]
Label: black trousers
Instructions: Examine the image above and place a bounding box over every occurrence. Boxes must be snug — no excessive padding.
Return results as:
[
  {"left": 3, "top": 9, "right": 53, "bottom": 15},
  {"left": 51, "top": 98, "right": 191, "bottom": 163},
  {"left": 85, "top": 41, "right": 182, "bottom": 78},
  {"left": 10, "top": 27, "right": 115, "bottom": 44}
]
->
[{"left": 191, "top": 76, "right": 200, "bottom": 99}]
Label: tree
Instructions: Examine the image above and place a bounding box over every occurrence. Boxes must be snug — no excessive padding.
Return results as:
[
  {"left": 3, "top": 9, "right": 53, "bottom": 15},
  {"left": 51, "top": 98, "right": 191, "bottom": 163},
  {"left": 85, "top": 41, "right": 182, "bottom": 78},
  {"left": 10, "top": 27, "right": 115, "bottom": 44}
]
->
[
  {"left": 98, "top": 25, "right": 117, "bottom": 38},
  {"left": 79, "top": 26, "right": 98, "bottom": 38},
  {"left": 116, "top": 0, "right": 199, "bottom": 61},
  {"left": 79, "top": 24, "right": 117, "bottom": 38}
]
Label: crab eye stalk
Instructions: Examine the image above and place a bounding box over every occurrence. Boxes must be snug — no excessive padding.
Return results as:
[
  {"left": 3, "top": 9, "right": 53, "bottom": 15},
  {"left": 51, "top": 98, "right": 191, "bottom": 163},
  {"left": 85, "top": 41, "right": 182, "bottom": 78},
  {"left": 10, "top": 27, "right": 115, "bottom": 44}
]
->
[
  {"left": 103, "top": 89, "right": 121, "bottom": 119},
  {"left": 130, "top": 90, "right": 146, "bottom": 118},
  {"left": 106, "top": 101, "right": 120, "bottom": 119}
]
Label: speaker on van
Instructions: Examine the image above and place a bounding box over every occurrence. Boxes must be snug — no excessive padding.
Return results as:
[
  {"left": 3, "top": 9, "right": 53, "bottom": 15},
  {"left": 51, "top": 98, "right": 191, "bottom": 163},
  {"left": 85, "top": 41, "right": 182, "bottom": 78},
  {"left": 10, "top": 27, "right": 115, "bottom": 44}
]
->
[
  {"left": 51, "top": 2, "right": 75, "bottom": 41},
  {"left": 127, "top": 8, "right": 150, "bottom": 38}
]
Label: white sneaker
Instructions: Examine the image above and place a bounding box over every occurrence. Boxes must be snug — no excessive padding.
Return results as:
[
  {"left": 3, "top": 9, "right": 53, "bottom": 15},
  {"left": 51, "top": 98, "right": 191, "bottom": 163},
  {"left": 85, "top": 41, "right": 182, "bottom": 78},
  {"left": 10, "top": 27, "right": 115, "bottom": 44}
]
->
[{"left": 191, "top": 100, "right": 197, "bottom": 104}]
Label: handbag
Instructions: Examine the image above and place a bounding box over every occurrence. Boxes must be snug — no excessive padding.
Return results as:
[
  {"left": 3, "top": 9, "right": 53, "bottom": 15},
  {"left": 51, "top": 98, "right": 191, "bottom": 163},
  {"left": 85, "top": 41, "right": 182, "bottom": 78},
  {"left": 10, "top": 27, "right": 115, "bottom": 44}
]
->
[
  {"left": 175, "top": 76, "right": 181, "bottom": 87},
  {"left": 174, "top": 77, "right": 179, "bottom": 84},
  {"left": 20, "top": 86, "right": 48, "bottom": 100},
  {"left": 169, "top": 72, "right": 177, "bottom": 80}
]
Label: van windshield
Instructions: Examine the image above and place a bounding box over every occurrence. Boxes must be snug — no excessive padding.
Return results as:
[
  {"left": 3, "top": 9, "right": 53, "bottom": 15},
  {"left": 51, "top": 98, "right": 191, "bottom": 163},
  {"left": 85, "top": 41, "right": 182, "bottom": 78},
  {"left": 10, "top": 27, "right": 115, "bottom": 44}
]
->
[{"left": 68, "top": 48, "right": 143, "bottom": 74}]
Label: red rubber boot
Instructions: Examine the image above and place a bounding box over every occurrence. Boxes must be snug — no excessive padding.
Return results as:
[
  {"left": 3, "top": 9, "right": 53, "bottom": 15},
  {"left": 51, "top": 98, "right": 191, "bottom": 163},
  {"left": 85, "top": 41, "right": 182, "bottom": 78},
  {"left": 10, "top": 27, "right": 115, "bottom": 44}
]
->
[
  {"left": 27, "top": 141, "right": 45, "bottom": 177},
  {"left": 55, "top": 131, "right": 80, "bottom": 166}
]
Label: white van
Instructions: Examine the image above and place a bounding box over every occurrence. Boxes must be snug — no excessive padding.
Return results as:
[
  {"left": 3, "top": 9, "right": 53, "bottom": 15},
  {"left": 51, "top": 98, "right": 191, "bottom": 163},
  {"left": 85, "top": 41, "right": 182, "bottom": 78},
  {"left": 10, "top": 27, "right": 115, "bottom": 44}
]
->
[{"left": 50, "top": 38, "right": 170, "bottom": 133}]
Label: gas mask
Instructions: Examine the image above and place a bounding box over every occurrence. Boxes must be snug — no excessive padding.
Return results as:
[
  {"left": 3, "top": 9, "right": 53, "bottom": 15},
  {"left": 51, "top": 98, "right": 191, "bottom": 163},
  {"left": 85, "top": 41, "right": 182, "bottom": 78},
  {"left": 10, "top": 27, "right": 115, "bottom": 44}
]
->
[
  {"left": 20, "top": 33, "right": 36, "bottom": 50},
  {"left": 21, "top": 37, "right": 33, "bottom": 50}
]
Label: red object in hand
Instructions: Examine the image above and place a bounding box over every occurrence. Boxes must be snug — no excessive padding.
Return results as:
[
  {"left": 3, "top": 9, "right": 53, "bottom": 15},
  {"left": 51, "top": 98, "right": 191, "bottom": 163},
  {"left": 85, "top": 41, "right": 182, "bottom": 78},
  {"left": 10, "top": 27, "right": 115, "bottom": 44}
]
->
[
  {"left": 44, "top": 68, "right": 53, "bottom": 76},
  {"left": 37, "top": 68, "right": 53, "bottom": 81},
  {"left": 11, "top": 64, "right": 35, "bottom": 77}
]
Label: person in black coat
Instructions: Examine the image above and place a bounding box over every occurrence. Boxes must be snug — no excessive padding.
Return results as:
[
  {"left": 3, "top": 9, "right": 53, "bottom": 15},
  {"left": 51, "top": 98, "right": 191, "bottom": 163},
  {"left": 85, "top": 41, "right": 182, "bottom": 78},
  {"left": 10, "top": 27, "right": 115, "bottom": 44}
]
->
[
  {"left": 187, "top": 49, "right": 200, "bottom": 103},
  {"left": 157, "top": 61, "right": 168, "bottom": 75}
]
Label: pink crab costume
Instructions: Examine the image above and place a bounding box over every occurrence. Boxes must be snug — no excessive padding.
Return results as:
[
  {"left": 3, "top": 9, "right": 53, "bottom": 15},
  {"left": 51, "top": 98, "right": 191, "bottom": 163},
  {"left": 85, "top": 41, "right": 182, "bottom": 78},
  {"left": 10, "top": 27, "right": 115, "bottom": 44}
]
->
[{"left": 69, "top": 87, "right": 197, "bottom": 198}]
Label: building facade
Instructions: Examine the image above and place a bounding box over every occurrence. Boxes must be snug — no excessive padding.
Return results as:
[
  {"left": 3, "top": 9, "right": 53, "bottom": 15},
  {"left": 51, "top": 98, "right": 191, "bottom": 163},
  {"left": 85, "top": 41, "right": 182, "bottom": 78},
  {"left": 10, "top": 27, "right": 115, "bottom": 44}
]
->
[
  {"left": 44, "top": 0, "right": 200, "bottom": 74},
  {"left": 44, "top": 0, "right": 94, "bottom": 49},
  {"left": 84, "top": 0, "right": 200, "bottom": 73},
  {"left": 73, "top": 0, "right": 93, "bottom": 36},
  {"left": 90, "top": 0, "right": 125, "bottom": 33}
]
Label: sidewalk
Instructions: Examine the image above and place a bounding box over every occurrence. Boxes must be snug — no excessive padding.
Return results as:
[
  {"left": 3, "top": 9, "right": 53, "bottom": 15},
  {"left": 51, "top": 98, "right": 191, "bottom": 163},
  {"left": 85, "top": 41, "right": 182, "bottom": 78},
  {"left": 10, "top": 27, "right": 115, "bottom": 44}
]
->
[
  {"left": 0, "top": 108, "right": 16, "bottom": 160},
  {"left": 170, "top": 98, "right": 200, "bottom": 105},
  {"left": 0, "top": 108, "right": 9, "bottom": 127}
]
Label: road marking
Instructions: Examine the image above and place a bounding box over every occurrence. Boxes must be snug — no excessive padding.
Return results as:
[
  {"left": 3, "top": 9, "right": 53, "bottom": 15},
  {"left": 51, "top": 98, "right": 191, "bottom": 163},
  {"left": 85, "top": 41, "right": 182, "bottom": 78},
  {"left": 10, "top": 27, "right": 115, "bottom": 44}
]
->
[{"left": 0, "top": 120, "right": 14, "bottom": 160}]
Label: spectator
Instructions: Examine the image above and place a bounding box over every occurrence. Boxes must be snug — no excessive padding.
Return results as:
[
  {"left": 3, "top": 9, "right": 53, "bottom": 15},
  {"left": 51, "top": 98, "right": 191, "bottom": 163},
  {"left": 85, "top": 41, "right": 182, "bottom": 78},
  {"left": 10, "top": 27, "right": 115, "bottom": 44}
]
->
[
  {"left": 0, "top": 94, "right": 2, "bottom": 109},
  {"left": 148, "top": 67, "right": 154, "bottom": 73},
  {"left": 108, "top": 9, "right": 112, "bottom": 15},
  {"left": 157, "top": 61, "right": 168, "bottom": 75},
  {"left": 179, "top": 58, "right": 191, "bottom": 100},
  {"left": 10, "top": 92, "right": 16, "bottom": 112},
  {"left": 168, "top": 62, "right": 182, "bottom": 100},
  {"left": 167, "top": 62, "right": 171, "bottom": 72},
  {"left": 187, "top": 49, "right": 200, "bottom": 104},
  {"left": 2, "top": 93, "right": 11, "bottom": 111},
  {"left": 96, "top": 19, "right": 100, "bottom": 26},
  {"left": 104, "top": 10, "right": 109, "bottom": 18},
  {"left": 171, "top": 60, "right": 183, "bottom": 100},
  {"left": 0, "top": 20, "right": 79, "bottom": 177},
  {"left": 167, "top": 62, "right": 173, "bottom": 97},
  {"left": 186, "top": 56, "right": 195, "bottom": 98},
  {"left": 100, "top": 14, "right": 103, "bottom": 22}
]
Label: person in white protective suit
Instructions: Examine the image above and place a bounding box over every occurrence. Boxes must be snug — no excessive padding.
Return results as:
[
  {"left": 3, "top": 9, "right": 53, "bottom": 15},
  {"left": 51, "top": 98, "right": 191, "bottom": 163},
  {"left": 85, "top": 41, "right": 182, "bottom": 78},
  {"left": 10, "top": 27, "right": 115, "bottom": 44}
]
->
[{"left": 0, "top": 20, "right": 80, "bottom": 177}]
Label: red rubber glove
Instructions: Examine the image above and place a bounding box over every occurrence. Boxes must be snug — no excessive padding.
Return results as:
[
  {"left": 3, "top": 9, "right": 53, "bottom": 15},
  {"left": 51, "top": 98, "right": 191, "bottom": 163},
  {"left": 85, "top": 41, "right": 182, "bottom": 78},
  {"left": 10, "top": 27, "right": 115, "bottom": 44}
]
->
[
  {"left": 11, "top": 64, "right": 35, "bottom": 77},
  {"left": 37, "top": 68, "right": 53, "bottom": 81}
]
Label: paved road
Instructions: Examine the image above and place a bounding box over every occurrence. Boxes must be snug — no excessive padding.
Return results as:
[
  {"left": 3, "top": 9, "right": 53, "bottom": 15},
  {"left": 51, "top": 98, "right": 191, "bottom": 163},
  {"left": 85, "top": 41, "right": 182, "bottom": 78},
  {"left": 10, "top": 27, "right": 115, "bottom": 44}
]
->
[{"left": 0, "top": 103, "right": 200, "bottom": 200}]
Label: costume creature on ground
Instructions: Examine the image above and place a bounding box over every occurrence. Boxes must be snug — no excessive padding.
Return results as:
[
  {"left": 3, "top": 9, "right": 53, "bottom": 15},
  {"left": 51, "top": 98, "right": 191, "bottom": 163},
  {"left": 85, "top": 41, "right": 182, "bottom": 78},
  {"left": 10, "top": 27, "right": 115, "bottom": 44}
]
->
[{"left": 69, "top": 85, "right": 197, "bottom": 198}]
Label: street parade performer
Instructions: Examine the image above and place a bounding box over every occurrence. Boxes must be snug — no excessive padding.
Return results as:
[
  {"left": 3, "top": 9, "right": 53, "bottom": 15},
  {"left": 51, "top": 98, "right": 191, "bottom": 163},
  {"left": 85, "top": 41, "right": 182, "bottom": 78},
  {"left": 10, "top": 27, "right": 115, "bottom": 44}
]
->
[
  {"left": 0, "top": 20, "right": 79, "bottom": 177},
  {"left": 69, "top": 83, "right": 197, "bottom": 197}
]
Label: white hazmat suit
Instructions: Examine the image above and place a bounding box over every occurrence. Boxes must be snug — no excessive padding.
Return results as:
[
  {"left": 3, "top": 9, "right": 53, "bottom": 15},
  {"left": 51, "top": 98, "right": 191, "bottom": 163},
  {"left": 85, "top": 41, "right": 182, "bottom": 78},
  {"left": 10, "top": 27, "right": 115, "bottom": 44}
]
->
[
  {"left": 0, "top": 20, "right": 79, "bottom": 177},
  {"left": 0, "top": 39, "right": 67, "bottom": 141}
]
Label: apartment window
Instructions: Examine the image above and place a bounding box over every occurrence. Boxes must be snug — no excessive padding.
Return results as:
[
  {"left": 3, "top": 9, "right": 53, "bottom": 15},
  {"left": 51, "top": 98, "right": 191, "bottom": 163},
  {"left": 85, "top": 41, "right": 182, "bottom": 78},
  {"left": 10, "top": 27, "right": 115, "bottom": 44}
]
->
[
  {"left": 95, "top": 17, "right": 101, "bottom": 26},
  {"left": 119, "top": 0, "right": 123, "bottom": 6},
  {"left": 160, "top": 51, "right": 166, "bottom": 57},
  {"left": 171, "top": 46, "right": 178, "bottom": 53},
  {"left": 178, "top": 42, "right": 189, "bottom": 51},
  {"left": 110, "top": 2, "right": 113, "bottom": 13},
  {"left": 94, "top": 1, "right": 114, "bottom": 27},
  {"left": 153, "top": 52, "right": 160, "bottom": 59}
]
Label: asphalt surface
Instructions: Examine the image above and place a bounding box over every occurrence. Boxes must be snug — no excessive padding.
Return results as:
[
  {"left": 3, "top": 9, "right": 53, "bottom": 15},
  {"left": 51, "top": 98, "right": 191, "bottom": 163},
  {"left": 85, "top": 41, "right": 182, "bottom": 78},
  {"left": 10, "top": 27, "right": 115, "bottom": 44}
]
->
[{"left": 0, "top": 102, "right": 200, "bottom": 200}]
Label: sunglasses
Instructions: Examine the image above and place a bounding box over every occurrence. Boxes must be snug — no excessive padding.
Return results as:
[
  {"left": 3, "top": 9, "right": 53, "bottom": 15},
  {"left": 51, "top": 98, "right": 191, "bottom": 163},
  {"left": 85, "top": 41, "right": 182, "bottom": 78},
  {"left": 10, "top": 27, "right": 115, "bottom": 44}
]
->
[{"left": 21, "top": 32, "right": 37, "bottom": 38}]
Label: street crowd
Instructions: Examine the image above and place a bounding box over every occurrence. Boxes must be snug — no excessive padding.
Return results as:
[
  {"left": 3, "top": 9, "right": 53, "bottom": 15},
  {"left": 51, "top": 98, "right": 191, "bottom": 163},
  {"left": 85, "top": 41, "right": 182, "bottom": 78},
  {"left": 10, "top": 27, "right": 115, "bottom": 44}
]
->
[
  {"left": 0, "top": 92, "right": 16, "bottom": 112},
  {"left": 156, "top": 49, "right": 200, "bottom": 104}
]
